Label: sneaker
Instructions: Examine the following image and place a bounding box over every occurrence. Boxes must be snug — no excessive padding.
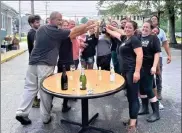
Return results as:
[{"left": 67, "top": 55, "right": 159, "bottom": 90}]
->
[
  {"left": 16, "top": 116, "right": 32, "bottom": 125},
  {"left": 159, "top": 101, "right": 164, "bottom": 110}
]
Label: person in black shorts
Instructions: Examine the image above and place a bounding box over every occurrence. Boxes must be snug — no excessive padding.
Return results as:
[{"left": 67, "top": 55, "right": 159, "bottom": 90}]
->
[
  {"left": 138, "top": 20, "right": 161, "bottom": 122},
  {"left": 106, "top": 21, "right": 143, "bottom": 133},
  {"left": 57, "top": 20, "right": 74, "bottom": 112},
  {"left": 80, "top": 23, "right": 99, "bottom": 69},
  {"left": 27, "top": 15, "right": 41, "bottom": 108}
]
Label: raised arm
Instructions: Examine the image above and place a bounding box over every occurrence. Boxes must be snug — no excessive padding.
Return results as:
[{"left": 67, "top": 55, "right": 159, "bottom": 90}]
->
[
  {"left": 95, "top": 22, "right": 100, "bottom": 38},
  {"left": 107, "top": 25, "right": 124, "bottom": 35},
  {"left": 106, "top": 28, "right": 122, "bottom": 41},
  {"left": 69, "top": 20, "right": 96, "bottom": 39}
]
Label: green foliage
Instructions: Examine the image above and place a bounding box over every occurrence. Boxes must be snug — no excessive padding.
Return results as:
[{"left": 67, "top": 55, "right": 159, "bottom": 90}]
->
[{"left": 175, "top": 17, "right": 182, "bottom": 32}]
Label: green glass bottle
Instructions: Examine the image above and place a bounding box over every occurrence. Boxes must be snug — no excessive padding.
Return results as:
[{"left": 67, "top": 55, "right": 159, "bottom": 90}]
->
[{"left": 80, "top": 67, "right": 87, "bottom": 90}]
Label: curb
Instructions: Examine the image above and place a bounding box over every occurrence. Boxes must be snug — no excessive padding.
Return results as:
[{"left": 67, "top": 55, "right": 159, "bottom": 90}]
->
[{"left": 1, "top": 49, "right": 27, "bottom": 64}]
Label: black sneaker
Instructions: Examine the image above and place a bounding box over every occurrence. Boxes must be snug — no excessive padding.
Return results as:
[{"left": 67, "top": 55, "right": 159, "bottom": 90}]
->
[{"left": 16, "top": 116, "right": 32, "bottom": 125}]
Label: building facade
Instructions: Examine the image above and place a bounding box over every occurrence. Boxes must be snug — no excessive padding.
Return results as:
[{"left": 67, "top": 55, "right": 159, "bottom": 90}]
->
[
  {"left": 1, "top": 2, "right": 18, "bottom": 43},
  {"left": 98, "top": 10, "right": 147, "bottom": 28}
]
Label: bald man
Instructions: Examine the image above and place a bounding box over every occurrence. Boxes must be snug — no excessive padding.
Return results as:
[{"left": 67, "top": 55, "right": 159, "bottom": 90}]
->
[{"left": 15, "top": 11, "right": 96, "bottom": 125}]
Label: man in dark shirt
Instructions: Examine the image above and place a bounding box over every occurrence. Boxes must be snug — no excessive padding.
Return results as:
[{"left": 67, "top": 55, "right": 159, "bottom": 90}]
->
[
  {"left": 27, "top": 15, "right": 41, "bottom": 108},
  {"left": 120, "top": 17, "right": 127, "bottom": 30},
  {"left": 15, "top": 11, "right": 96, "bottom": 125},
  {"left": 27, "top": 15, "right": 41, "bottom": 57},
  {"left": 110, "top": 21, "right": 121, "bottom": 74}
]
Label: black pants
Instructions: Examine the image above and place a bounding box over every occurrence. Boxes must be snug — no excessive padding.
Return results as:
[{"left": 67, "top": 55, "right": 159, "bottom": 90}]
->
[
  {"left": 123, "top": 71, "right": 140, "bottom": 119},
  {"left": 57, "top": 62, "right": 71, "bottom": 107},
  {"left": 140, "top": 70, "right": 155, "bottom": 99},
  {"left": 97, "top": 54, "right": 111, "bottom": 71}
]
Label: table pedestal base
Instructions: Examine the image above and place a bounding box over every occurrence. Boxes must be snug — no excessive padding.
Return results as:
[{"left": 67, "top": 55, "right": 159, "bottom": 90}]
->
[
  {"left": 61, "top": 113, "right": 113, "bottom": 133},
  {"left": 61, "top": 99, "right": 113, "bottom": 133}
]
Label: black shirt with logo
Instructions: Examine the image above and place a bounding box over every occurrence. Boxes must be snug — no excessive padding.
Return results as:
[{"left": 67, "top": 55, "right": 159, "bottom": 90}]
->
[
  {"left": 140, "top": 35, "right": 161, "bottom": 72},
  {"left": 119, "top": 35, "right": 142, "bottom": 72},
  {"left": 81, "top": 34, "right": 98, "bottom": 59}
]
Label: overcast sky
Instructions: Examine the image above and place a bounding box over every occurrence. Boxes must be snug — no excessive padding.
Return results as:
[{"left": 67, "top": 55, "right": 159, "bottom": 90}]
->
[{"left": 2, "top": 1, "right": 99, "bottom": 20}]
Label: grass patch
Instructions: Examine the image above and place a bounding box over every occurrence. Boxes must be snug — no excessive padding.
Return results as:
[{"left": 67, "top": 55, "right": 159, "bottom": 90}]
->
[
  {"left": 20, "top": 37, "right": 27, "bottom": 42},
  {"left": 176, "top": 37, "right": 181, "bottom": 44}
]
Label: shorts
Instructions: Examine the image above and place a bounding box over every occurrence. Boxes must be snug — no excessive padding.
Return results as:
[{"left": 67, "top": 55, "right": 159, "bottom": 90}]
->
[{"left": 81, "top": 56, "right": 95, "bottom": 64}]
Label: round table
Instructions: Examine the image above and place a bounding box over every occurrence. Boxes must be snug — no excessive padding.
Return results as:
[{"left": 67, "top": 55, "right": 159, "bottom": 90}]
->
[{"left": 41, "top": 70, "right": 125, "bottom": 133}]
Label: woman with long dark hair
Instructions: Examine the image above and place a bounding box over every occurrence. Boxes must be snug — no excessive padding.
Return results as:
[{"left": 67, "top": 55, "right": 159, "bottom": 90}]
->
[{"left": 106, "top": 21, "right": 143, "bottom": 132}]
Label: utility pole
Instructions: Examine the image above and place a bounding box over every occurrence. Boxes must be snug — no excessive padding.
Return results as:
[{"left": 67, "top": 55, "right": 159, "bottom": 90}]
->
[
  {"left": 19, "top": 0, "right": 21, "bottom": 41},
  {"left": 31, "top": 0, "right": 34, "bottom": 15},
  {"left": 45, "top": 1, "right": 49, "bottom": 19},
  {"left": 0, "top": 1, "right": 2, "bottom": 46}
]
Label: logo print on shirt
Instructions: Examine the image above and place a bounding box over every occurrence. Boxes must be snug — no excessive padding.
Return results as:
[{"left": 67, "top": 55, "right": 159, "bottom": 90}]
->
[
  {"left": 142, "top": 40, "right": 149, "bottom": 47},
  {"left": 121, "top": 43, "right": 125, "bottom": 46},
  {"left": 87, "top": 38, "right": 92, "bottom": 41}
]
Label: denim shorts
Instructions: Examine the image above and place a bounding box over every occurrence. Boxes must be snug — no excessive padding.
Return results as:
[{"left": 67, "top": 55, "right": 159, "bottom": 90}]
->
[{"left": 81, "top": 56, "right": 95, "bottom": 64}]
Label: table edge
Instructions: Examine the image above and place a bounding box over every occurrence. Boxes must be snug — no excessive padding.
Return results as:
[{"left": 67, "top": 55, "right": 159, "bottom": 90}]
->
[{"left": 41, "top": 73, "right": 126, "bottom": 99}]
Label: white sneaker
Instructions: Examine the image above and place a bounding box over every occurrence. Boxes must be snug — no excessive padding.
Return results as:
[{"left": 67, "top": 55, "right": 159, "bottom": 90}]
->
[{"left": 159, "top": 101, "right": 164, "bottom": 110}]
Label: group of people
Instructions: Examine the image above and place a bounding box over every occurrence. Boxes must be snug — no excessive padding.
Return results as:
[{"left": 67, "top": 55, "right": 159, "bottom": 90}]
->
[{"left": 15, "top": 11, "right": 171, "bottom": 133}]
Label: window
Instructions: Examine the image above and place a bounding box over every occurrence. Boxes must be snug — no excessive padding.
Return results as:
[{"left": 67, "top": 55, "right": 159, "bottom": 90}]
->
[
  {"left": 1, "top": 13, "right": 6, "bottom": 30},
  {"left": 137, "top": 16, "right": 140, "bottom": 20},
  {"left": 120, "top": 15, "right": 123, "bottom": 20},
  {"left": 133, "top": 16, "right": 136, "bottom": 20},
  {"left": 117, "top": 15, "right": 119, "bottom": 20}
]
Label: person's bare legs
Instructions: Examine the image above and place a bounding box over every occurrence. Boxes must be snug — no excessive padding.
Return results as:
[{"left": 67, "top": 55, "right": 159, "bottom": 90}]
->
[
  {"left": 81, "top": 61, "right": 87, "bottom": 69},
  {"left": 87, "top": 63, "right": 94, "bottom": 69}
]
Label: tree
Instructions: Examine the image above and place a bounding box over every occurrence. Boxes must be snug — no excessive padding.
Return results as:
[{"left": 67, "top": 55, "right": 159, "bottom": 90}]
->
[
  {"left": 164, "top": 0, "right": 181, "bottom": 45},
  {"left": 98, "top": 0, "right": 181, "bottom": 45}
]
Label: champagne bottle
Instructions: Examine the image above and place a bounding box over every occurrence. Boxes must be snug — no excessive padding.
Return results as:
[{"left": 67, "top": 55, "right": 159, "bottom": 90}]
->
[
  {"left": 61, "top": 65, "right": 68, "bottom": 90},
  {"left": 110, "top": 66, "right": 115, "bottom": 82},
  {"left": 98, "top": 66, "right": 102, "bottom": 80},
  {"left": 80, "top": 67, "right": 87, "bottom": 90}
]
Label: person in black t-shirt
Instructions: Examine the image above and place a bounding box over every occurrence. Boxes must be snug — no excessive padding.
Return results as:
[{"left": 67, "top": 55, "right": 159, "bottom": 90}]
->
[
  {"left": 57, "top": 20, "right": 74, "bottom": 113},
  {"left": 106, "top": 21, "right": 143, "bottom": 133},
  {"left": 138, "top": 21, "right": 161, "bottom": 122},
  {"left": 15, "top": 11, "right": 97, "bottom": 125},
  {"left": 27, "top": 15, "right": 41, "bottom": 108},
  {"left": 27, "top": 15, "right": 41, "bottom": 57},
  {"left": 80, "top": 23, "right": 99, "bottom": 69}
]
